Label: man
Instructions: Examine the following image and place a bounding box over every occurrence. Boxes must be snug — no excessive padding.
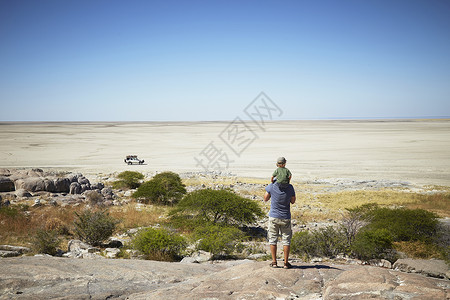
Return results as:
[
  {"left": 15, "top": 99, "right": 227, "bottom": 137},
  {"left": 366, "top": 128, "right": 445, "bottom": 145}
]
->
[{"left": 264, "top": 180, "right": 296, "bottom": 269}]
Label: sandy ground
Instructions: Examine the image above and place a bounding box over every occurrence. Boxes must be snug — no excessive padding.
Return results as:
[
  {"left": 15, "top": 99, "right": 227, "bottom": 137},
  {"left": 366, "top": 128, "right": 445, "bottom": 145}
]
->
[{"left": 0, "top": 120, "right": 449, "bottom": 186}]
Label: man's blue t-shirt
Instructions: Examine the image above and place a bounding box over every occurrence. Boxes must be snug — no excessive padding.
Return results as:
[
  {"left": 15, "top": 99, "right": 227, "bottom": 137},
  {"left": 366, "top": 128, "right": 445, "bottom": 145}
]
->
[{"left": 266, "top": 183, "right": 295, "bottom": 219}]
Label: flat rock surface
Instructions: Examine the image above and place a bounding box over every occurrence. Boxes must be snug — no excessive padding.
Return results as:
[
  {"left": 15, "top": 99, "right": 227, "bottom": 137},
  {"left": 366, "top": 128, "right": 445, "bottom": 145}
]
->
[{"left": 1, "top": 256, "right": 448, "bottom": 300}]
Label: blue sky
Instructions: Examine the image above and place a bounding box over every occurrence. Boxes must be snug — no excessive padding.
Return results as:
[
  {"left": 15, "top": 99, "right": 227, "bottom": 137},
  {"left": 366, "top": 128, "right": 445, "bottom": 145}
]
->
[{"left": 1, "top": 0, "right": 449, "bottom": 121}]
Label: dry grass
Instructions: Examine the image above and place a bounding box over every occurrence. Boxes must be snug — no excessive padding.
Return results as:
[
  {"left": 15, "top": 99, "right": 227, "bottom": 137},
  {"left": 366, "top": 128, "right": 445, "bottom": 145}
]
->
[
  {"left": 402, "top": 192, "right": 450, "bottom": 217},
  {"left": 109, "top": 204, "right": 170, "bottom": 231},
  {"left": 289, "top": 189, "right": 450, "bottom": 223},
  {"left": 0, "top": 205, "right": 84, "bottom": 247},
  {"left": 393, "top": 241, "right": 443, "bottom": 259}
]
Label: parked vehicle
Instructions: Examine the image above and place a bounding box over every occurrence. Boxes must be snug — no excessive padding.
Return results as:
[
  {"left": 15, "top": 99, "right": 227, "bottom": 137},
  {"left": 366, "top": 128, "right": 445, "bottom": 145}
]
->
[{"left": 124, "top": 155, "right": 144, "bottom": 165}]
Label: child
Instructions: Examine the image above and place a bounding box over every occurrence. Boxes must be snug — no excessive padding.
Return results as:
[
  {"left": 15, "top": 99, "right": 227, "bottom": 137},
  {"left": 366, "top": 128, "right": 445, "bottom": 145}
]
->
[{"left": 271, "top": 157, "right": 292, "bottom": 187}]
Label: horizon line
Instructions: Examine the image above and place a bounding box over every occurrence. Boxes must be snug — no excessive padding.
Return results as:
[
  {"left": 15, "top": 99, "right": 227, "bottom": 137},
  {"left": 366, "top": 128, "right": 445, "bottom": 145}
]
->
[{"left": 1, "top": 116, "right": 450, "bottom": 123}]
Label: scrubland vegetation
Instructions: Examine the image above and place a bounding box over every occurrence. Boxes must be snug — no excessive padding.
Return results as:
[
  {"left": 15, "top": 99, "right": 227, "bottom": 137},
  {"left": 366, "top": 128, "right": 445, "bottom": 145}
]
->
[{"left": 0, "top": 171, "right": 448, "bottom": 263}]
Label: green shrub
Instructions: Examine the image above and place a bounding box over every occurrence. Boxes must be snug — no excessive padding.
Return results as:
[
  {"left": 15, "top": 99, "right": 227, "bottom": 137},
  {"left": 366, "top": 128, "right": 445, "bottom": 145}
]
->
[
  {"left": 171, "top": 189, "right": 264, "bottom": 227},
  {"left": 351, "top": 228, "right": 394, "bottom": 261},
  {"left": 73, "top": 210, "right": 119, "bottom": 246},
  {"left": 291, "top": 231, "right": 316, "bottom": 260},
  {"left": 291, "top": 226, "right": 347, "bottom": 260},
  {"left": 132, "top": 171, "right": 186, "bottom": 205},
  {"left": 112, "top": 171, "right": 144, "bottom": 189},
  {"left": 362, "top": 207, "right": 439, "bottom": 243},
  {"left": 132, "top": 227, "right": 187, "bottom": 261},
  {"left": 33, "top": 229, "right": 61, "bottom": 255},
  {"left": 194, "top": 224, "right": 245, "bottom": 255}
]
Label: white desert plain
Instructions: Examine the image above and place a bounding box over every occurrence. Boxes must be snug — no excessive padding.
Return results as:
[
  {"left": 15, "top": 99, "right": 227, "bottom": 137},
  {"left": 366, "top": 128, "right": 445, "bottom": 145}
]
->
[{"left": 0, "top": 119, "right": 449, "bottom": 186}]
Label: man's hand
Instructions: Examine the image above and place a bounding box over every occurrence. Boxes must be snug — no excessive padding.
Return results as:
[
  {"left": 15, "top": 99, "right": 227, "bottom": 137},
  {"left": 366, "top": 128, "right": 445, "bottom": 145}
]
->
[{"left": 290, "top": 195, "right": 296, "bottom": 204}]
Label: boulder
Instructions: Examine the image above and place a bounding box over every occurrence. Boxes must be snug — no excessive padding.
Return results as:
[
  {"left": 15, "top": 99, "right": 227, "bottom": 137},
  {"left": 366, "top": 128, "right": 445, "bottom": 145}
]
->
[
  {"left": 181, "top": 250, "right": 213, "bottom": 263},
  {"left": 77, "top": 176, "right": 90, "bottom": 185},
  {"left": 80, "top": 183, "right": 90, "bottom": 193},
  {"left": 15, "top": 189, "right": 32, "bottom": 198},
  {"left": 69, "top": 182, "right": 81, "bottom": 194},
  {"left": 101, "top": 187, "right": 114, "bottom": 199},
  {"left": 91, "top": 182, "right": 105, "bottom": 190},
  {"left": 0, "top": 245, "right": 31, "bottom": 254},
  {"left": 66, "top": 240, "right": 101, "bottom": 259},
  {"left": 393, "top": 258, "right": 450, "bottom": 280},
  {"left": 43, "top": 178, "right": 56, "bottom": 192},
  {"left": 14, "top": 177, "right": 46, "bottom": 192},
  {"left": 0, "top": 176, "right": 15, "bottom": 192},
  {"left": 104, "top": 248, "right": 121, "bottom": 258},
  {"left": 53, "top": 177, "right": 71, "bottom": 193},
  {"left": 0, "top": 250, "right": 21, "bottom": 257}
]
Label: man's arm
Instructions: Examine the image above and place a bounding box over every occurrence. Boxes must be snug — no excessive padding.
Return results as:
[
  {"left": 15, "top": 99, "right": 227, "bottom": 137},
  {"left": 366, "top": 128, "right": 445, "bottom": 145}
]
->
[
  {"left": 264, "top": 191, "right": 271, "bottom": 202},
  {"left": 290, "top": 195, "right": 296, "bottom": 204}
]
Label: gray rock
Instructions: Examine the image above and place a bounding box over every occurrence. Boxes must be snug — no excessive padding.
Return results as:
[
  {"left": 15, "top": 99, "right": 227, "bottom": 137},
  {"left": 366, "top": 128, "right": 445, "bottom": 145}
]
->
[
  {"left": 0, "top": 250, "right": 21, "bottom": 257},
  {"left": 104, "top": 248, "right": 121, "bottom": 258},
  {"left": 1, "top": 257, "right": 448, "bottom": 300},
  {"left": 368, "top": 259, "right": 392, "bottom": 269},
  {"left": 101, "top": 187, "right": 114, "bottom": 200},
  {"left": 53, "top": 177, "right": 71, "bottom": 193},
  {"left": 393, "top": 258, "right": 450, "bottom": 280},
  {"left": 77, "top": 176, "right": 90, "bottom": 185},
  {"left": 0, "top": 176, "right": 15, "bottom": 192},
  {"left": 43, "top": 178, "right": 56, "bottom": 192},
  {"left": 69, "top": 182, "right": 81, "bottom": 194},
  {"left": 91, "top": 182, "right": 105, "bottom": 190},
  {"left": 183, "top": 250, "right": 213, "bottom": 263},
  {"left": 66, "top": 240, "right": 101, "bottom": 259},
  {"left": 14, "top": 177, "right": 45, "bottom": 192},
  {"left": 32, "top": 198, "right": 41, "bottom": 207},
  {"left": 15, "top": 189, "right": 32, "bottom": 198},
  {"left": 323, "top": 264, "right": 448, "bottom": 300},
  {"left": 68, "top": 239, "right": 92, "bottom": 252},
  {"left": 0, "top": 245, "right": 31, "bottom": 253}
]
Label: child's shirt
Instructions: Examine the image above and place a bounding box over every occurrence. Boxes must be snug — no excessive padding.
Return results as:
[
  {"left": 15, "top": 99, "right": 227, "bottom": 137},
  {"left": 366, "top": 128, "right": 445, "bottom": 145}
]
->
[{"left": 272, "top": 167, "right": 292, "bottom": 184}]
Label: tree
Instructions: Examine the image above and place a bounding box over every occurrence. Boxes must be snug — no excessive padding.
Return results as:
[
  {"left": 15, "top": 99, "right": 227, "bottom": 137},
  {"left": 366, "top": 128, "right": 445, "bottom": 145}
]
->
[
  {"left": 132, "top": 171, "right": 186, "bottom": 205},
  {"left": 112, "top": 171, "right": 144, "bottom": 189},
  {"left": 171, "top": 189, "right": 264, "bottom": 226},
  {"left": 73, "top": 210, "right": 119, "bottom": 246}
]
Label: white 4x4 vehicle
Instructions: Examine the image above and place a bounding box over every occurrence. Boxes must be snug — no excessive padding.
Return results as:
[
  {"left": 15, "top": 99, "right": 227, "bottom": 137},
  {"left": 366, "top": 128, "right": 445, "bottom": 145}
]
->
[{"left": 124, "top": 155, "right": 144, "bottom": 165}]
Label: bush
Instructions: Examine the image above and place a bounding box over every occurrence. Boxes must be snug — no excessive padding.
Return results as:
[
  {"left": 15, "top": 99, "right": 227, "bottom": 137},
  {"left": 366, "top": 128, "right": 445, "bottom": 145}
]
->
[
  {"left": 33, "top": 229, "right": 61, "bottom": 255},
  {"left": 112, "top": 171, "right": 144, "bottom": 189},
  {"left": 132, "top": 227, "right": 187, "bottom": 261},
  {"left": 194, "top": 224, "right": 245, "bottom": 255},
  {"left": 73, "top": 210, "right": 119, "bottom": 246},
  {"left": 291, "top": 226, "right": 347, "bottom": 260},
  {"left": 171, "top": 189, "right": 264, "bottom": 227},
  {"left": 291, "top": 231, "right": 316, "bottom": 260},
  {"left": 362, "top": 206, "right": 439, "bottom": 243},
  {"left": 133, "top": 172, "right": 186, "bottom": 205},
  {"left": 351, "top": 228, "right": 394, "bottom": 261}
]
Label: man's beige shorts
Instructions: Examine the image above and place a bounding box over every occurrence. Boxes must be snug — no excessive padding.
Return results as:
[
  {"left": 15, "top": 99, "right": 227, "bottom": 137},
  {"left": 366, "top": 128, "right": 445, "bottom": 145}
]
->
[{"left": 268, "top": 217, "right": 292, "bottom": 246}]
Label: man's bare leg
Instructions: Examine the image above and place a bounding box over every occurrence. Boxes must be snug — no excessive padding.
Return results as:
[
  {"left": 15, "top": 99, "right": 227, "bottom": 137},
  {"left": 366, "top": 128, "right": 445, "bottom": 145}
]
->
[
  {"left": 283, "top": 245, "right": 290, "bottom": 263},
  {"left": 270, "top": 244, "right": 277, "bottom": 264}
]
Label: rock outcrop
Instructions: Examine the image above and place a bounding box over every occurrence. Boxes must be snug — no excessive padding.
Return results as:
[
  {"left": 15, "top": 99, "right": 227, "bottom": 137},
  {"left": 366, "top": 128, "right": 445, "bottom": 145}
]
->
[
  {"left": 0, "top": 176, "right": 14, "bottom": 192},
  {"left": 393, "top": 258, "right": 450, "bottom": 280},
  {"left": 0, "top": 257, "right": 448, "bottom": 300}
]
